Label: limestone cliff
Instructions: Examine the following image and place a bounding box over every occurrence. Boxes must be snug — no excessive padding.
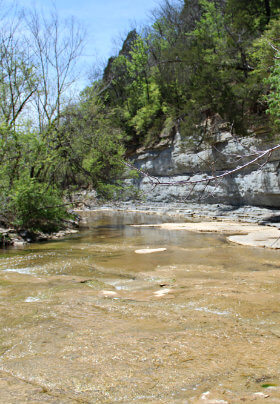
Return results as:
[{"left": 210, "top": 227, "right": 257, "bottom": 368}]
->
[{"left": 128, "top": 117, "right": 280, "bottom": 208}]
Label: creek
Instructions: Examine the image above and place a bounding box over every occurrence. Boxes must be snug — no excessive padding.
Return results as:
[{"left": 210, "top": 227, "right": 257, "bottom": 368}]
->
[{"left": 0, "top": 210, "right": 280, "bottom": 403}]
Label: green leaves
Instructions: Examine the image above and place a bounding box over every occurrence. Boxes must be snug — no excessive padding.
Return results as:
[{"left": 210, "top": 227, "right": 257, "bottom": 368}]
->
[
  {"left": 8, "top": 176, "right": 70, "bottom": 232},
  {"left": 2, "top": 0, "right": 280, "bottom": 232},
  {"left": 264, "top": 51, "right": 280, "bottom": 129},
  {"left": 251, "top": 18, "right": 280, "bottom": 131}
]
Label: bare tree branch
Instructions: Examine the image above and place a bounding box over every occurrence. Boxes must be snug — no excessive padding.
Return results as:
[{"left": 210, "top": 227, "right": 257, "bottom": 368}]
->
[{"left": 25, "top": 7, "right": 85, "bottom": 130}]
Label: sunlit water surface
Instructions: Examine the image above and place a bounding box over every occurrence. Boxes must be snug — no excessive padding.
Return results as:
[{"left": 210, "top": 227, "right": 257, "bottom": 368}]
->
[{"left": 0, "top": 211, "right": 280, "bottom": 403}]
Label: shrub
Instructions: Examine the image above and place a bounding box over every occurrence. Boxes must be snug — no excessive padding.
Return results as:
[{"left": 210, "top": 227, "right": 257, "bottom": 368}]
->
[{"left": 9, "top": 176, "right": 71, "bottom": 232}]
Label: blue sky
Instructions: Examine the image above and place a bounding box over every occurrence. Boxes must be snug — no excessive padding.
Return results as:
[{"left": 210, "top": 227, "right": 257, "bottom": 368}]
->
[{"left": 11, "top": 0, "right": 160, "bottom": 69}]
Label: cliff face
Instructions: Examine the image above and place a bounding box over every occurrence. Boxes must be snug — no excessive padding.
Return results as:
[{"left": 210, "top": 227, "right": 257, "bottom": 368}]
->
[{"left": 128, "top": 119, "right": 280, "bottom": 208}]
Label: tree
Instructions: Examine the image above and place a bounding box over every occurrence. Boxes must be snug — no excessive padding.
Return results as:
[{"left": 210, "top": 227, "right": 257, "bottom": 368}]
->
[
  {"left": 0, "top": 3, "right": 86, "bottom": 231},
  {"left": 0, "top": 8, "right": 37, "bottom": 129},
  {"left": 25, "top": 7, "right": 85, "bottom": 132},
  {"left": 52, "top": 89, "right": 127, "bottom": 198}
]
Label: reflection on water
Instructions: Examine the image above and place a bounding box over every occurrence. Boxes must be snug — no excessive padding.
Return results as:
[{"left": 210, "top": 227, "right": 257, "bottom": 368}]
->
[
  {"left": 2, "top": 211, "right": 279, "bottom": 277},
  {"left": 0, "top": 211, "right": 280, "bottom": 403}
]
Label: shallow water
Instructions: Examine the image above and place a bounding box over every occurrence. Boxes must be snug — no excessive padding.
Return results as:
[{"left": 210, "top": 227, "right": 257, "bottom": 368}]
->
[{"left": 0, "top": 211, "right": 280, "bottom": 403}]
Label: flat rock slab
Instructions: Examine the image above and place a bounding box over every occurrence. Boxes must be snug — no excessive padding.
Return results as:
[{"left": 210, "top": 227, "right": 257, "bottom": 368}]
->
[
  {"left": 228, "top": 228, "right": 280, "bottom": 249},
  {"left": 133, "top": 222, "right": 280, "bottom": 249},
  {"left": 154, "top": 288, "right": 171, "bottom": 297},
  {"left": 135, "top": 248, "right": 167, "bottom": 254},
  {"left": 132, "top": 221, "right": 268, "bottom": 234}
]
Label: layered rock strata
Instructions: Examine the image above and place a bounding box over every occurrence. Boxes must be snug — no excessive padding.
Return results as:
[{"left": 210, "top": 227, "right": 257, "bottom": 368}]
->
[{"left": 128, "top": 120, "right": 280, "bottom": 208}]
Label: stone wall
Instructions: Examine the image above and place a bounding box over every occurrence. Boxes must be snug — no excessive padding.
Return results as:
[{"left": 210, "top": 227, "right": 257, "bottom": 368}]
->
[{"left": 127, "top": 124, "right": 280, "bottom": 208}]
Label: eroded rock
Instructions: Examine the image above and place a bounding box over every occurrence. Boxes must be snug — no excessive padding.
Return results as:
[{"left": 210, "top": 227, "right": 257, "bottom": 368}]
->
[{"left": 127, "top": 124, "right": 280, "bottom": 208}]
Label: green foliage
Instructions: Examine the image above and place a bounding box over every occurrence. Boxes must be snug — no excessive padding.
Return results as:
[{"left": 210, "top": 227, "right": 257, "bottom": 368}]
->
[
  {"left": 265, "top": 53, "right": 280, "bottom": 130},
  {"left": 127, "top": 81, "right": 162, "bottom": 137},
  {"left": 251, "top": 18, "right": 280, "bottom": 131},
  {"left": 93, "top": 0, "right": 280, "bottom": 149},
  {"left": 2, "top": 0, "right": 280, "bottom": 234},
  {"left": 8, "top": 176, "right": 70, "bottom": 232},
  {"left": 123, "top": 36, "right": 164, "bottom": 140},
  {"left": 82, "top": 129, "right": 125, "bottom": 197},
  {"left": 252, "top": 18, "right": 280, "bottom": 78}
]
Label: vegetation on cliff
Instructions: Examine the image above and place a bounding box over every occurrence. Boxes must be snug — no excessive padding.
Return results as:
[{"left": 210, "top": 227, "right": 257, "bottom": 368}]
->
[
  {"left": 1, "top": 0, "right": 280, "bottom": 235},
  {"left": 96, "top": 0, "right": 280, "bottom": 143}
]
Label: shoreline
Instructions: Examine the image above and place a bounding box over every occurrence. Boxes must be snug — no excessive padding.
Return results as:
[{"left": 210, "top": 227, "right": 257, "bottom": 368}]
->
[
  {"left": 75, "top": 201, "right": 280, "bottom": 225},
  {"left": 2, "top": 200, "right": 280, "bottom": 248},
  {"left": 0, "top": 227, "right": 79, "bottom": 247},
  {"left": 77, "top": 201, "right": 280, "bottom": 249},
  {"left": 132, "top": 221, "right": 280, "bottom": 249}
]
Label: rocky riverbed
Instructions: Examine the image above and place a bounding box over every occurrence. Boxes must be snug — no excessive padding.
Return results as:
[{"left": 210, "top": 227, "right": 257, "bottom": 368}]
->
[{"left": 1, "top": 211, "right": 280, "bottom": 403}]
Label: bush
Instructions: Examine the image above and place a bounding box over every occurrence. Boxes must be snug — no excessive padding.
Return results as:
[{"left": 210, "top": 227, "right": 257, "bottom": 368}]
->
[{"left": 9, "top": 176, "right": 71, "bottom": 232}]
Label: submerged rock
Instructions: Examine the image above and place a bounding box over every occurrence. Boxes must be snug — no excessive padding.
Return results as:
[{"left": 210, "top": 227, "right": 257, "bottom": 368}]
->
[
  {"left": 135, "top": 248, "right": 167, "bottom": 254},
  {"left": 154, "top": 288, "right": 171, "bottom": 297}
]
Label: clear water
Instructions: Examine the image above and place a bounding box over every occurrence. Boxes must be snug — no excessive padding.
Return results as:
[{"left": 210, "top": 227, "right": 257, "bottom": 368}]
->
[{"left": 0, "top": 211, "right": 280, "bottom": 403}]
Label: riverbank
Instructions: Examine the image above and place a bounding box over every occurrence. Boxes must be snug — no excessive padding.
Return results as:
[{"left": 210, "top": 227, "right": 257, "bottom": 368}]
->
[
  {"left": 0, "top": 209, "right": 80, "bottom": 247},
  {"left": 76, "top": 201, "right": 280, "bottom": 249},
  {"left": 75, "top": 200, "right": 280, "bottom": 224},
  {"left": 3, "top": 199, "right": 280, "bottom": 248},
  {"left": 0, "top": 227, "right": 79, "bottom": 247}
]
